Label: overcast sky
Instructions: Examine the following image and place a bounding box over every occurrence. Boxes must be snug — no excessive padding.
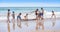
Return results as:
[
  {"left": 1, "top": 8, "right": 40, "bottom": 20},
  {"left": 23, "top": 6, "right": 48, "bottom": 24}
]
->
[{"left": 0, "top": 0, "right": 60, "bottom": 7}]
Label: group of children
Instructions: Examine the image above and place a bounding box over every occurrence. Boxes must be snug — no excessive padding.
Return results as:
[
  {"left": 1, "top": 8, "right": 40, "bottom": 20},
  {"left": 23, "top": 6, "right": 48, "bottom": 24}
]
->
[
  {"left": 7, "top": 9, "right": 29, "bottom": 29},
  {"left": 32, "top": 8, "right": 56, "bottom": 30},
  {"left": 7, "top": 8, "right": 56, "bottom": 22},
  {"left": 35, "top": 8, "right": 44, "bottom": 20},
  {"left": 35, "top": 8, "right": 56, "bottom": 20},
  {"left": 7, "top": 8, "right": 56, "bottom": 30}
]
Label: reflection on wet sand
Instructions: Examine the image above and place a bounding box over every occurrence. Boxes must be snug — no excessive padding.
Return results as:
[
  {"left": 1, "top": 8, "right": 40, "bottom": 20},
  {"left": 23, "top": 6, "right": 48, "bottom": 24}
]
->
[
  {"left": 17, "top": 19, "right": 21, "bottom": 28},
  {"left": 25, "top": 21, "right": 28, "bottom": 27},
  {"left": 13, "top": 19, "right": 15, "bottom": 30},
  {"left": 31, "top": 30, "right": 60, "bottom": 32},
  {"left": 7, "top": 22, "right": 10, "bottom": 32},
  {"left": 13, "top": 23, "right": 15, "bottom": 30},
  {"left": 36, "top": 19, "right": 44, "bottom": 30},
  {"left": 52, "top": 18, "right": 56, "bottom": 27},
  {"left": 6, "top": 18, "right": 60, "bottom": 32},
  {"left": 0, "top": 29, "right": 1, "bottom": 32},
  {"left": 52, "top": 21, "right": 55, "bottom": 27}
]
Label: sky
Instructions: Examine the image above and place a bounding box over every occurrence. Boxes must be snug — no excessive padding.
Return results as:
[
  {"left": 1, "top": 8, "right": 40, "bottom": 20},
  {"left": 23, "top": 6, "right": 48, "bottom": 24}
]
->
[{"left": 0, "top": 0, "right": 60, "bottom": 7}]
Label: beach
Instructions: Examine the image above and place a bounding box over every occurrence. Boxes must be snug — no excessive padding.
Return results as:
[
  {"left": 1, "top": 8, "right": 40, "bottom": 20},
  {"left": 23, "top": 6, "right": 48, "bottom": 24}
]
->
[
  {"left": 0, "top": 7, "right": 60, "bottom": 32},
  {"left": 0, "top": 0, "right": 60, "bottom": 31},
  {"left": 0, "top": 19, "right": 60, "bottom": 32}
]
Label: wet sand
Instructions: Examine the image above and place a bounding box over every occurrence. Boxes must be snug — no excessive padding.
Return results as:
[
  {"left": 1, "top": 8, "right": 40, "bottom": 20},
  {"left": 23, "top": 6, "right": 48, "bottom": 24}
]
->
[{"left": 0, "top": 19, "right": 60, "bottom": 32}]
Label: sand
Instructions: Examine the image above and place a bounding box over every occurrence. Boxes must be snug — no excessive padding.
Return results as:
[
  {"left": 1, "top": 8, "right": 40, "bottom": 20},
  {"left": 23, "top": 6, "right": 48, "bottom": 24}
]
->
[{"left": 0, "top": 19, "right": 60, "bottom": 32}]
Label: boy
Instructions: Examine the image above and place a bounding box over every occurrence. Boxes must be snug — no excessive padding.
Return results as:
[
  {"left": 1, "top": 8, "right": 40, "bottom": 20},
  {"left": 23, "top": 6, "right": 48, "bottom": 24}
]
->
[
  {"left": 7, "top": 9, "right": 10, "bottom": 23},
  {"left": 51, "top": 10, "right": 56, "bottom": 19},
  {"left": 12, "top": 11, "right": 15, "bottom": 30},
  {"left": 24, "top": 13, "right": 28, "bottom": 21},
  {"left": 17, "top": 13, "right": 22, "bottom": 28}
]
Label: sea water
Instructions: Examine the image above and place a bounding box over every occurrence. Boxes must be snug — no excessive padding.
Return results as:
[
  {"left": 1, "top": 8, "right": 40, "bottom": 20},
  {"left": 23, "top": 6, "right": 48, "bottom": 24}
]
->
[{"left": 0, "top": 7, "right": 60, "bottom": 13}]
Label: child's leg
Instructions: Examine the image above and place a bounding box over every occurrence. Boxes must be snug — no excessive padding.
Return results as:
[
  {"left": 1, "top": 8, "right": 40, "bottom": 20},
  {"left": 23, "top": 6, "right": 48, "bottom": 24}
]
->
[
  {"left": 18, "top": 19, "right": 21, "bottom": 28},
  {"left": 36, "top": 23, "right": 39, "bottom": 30},
  {"left": 25, "top": 21, "right": 28, "bottom": 27},
  {"left": 41, "top": 16, "right": 44, "bottom": 20},
  {"left": 17, "top": 19, "right": 18, "bottom": 26},
  {"left": 7, "top": 17, "right": 9, "bottom": 22},
  {"left": 54, "top": 15, "right": 56, "bottom": 19},
  {"left": 42, "top": 24, "right": 44, "bottom": 30},
  {"left": 13, "top": 19, "right": 15, "bottom": 30}
]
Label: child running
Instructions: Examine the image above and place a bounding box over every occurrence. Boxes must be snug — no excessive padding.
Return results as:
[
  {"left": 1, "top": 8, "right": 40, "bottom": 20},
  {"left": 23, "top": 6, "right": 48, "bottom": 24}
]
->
[{"left": 17, "top": 13, "right": 22, "bottom": 28}]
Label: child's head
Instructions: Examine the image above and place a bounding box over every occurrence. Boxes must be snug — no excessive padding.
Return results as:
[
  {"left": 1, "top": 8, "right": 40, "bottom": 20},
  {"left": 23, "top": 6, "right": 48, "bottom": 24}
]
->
[
  {"left": 26, "top": 13, "right": 28, "bottom": 15},
  {"left": 36, "top": 9, "right": 39, "bottom": 11},
  {"left": 13, "top": 11, "right": 14, "bottom": 13},
  {"left": 41, "top": 8, "right": 43, "bottom": 10},
  {"left": 19, "top": 13, "right": 21, "bottom": 15},
  {"left": 52, "top": 10, "right": 54, "bottom": 13},
  {"left": 8, "top": 9, "right": 10, "bottom": 11}
]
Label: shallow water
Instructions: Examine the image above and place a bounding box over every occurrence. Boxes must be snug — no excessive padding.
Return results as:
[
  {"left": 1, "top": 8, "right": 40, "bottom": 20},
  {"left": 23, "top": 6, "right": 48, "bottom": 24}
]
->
[{"left": 0, "top": 19, "right": 60, "bottom": 32}]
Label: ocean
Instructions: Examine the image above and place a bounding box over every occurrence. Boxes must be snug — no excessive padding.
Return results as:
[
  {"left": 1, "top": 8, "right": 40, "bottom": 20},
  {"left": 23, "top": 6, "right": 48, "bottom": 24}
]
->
[{"left": 0, "top": 7, "right": 60, "bottom": 13}]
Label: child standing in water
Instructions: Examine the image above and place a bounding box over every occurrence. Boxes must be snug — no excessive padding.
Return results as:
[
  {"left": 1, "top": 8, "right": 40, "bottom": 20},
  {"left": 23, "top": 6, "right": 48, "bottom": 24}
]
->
[
  {"left": 17, "top": 13, "right": 22, "bottom": 28},
  {"left": 40, "top": 8, "right": 44, "bottom": 20},
  {"left": 24, "top": 13, "right": 28, "bottom": 27},
  {"left": 51, "top": 10, "right": 56, "bottom": 27},
  {"left": 35, "top": 9, "right": 39, "bottom": 20},
  {"left": 7, "top": 9, "right": 10, "bottom": 23},
  {"left": 38, "top": 8, "right": 44, "bottom": 20},
  {"left": 24, "top": 13, "right": 28, "bottom": 21},
  {"left": 51, "top": 10, "right": 56, "bottom": 19},
  {"left": 12, "top": 11, "right": 15, "bottom": 30}
]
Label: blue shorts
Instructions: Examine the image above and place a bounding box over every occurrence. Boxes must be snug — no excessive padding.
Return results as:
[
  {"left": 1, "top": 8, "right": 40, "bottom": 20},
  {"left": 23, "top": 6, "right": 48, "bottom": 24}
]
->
[
  {"left": 17, "top": 16, "right": 21, "bottom": 20},
  {"left": 39, "top": 13, "right": 43, "bottom": 16}
]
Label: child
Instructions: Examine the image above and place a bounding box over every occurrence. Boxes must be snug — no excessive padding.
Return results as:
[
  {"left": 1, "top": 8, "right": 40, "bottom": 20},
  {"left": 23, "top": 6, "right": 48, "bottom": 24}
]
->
[
  {"left": 24, "top": 13, "right": 28, "bottom": 27},
  {"left": 12, "top": 11, "right": 15, "bottom": 20},
  {"left": 17, "top": 13, "right": 22, "bottom": 28},
  {"left": 38, "top": 11, "right": 43, "bottom": 20},
  {"left": 7, "top": 9, "right": 10, "bottom": 23},
  {"left": 24, "top": 13, "right": 28, "bottom": 21},
  {"left": 51, "top": 10, "right": 56, "bottom": 19},
  {"left": 12, "top": 11, "right": 15, "bottom": 30},
  {"left": 38, "top": 8, "right": 44, "bottom": 20},
  {"left": 40, "top": 8, "right": 44, "bottom": 20},
  {"left": 35, "top": 9, "right": 39, "bottom": 20}
]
